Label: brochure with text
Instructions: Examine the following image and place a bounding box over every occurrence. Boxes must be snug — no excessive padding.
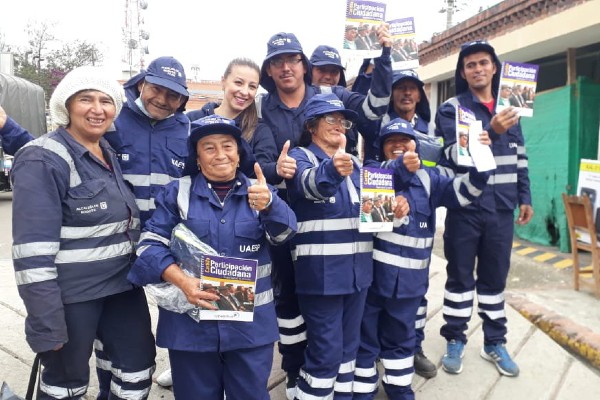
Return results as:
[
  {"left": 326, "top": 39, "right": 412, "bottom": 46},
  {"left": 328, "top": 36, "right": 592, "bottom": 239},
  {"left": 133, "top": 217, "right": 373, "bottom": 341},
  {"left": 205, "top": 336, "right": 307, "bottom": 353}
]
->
[
  {"left": 456, "top": 105, "right": 476, "bottom": 167},
  {"left": 467, "top": 120, "right": 496, "bottom": 172},
  {"left": 496, "top": 61, "right": 539, "bottom": 117},
  {"left": 189, "top": 254, "right": 258, "bottom": 322},
  {"left": 168, "top": 223, "right": 258, "bottom": 322},
  {"left": 387, "top": 16, "right": 419, "bottom": 70},
  {"left": 359, "top": 166, "right": 394, "bottom": 233},
  {"left": 342, "top": 0, "right": 386, "bottom": 60}
]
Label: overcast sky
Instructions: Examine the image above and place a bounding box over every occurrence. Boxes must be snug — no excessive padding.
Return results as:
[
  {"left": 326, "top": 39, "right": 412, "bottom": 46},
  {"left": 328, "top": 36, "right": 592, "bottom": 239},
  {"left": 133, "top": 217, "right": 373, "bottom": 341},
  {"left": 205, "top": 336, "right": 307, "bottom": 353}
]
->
[{"left": 0, "top": 0, "right": 501, "bottom": 81}]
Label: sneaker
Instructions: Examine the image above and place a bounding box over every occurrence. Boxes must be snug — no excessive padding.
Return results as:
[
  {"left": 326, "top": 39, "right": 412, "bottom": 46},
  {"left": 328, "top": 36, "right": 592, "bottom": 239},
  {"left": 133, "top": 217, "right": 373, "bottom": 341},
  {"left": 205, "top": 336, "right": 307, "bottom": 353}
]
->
[
  {"left": 285, "top": 370, "right": 299, "bottom": 400},
  {"left": 414, "top": 350, "right": 437, "bottom": 378},
  {"left": 441, "top": 340, "right": 465, "bottom": 374},
  {"left": 480, "top": 343, "right": 520, "bottom": 377},
  {"left": 155, "top": 368, "right": 173, "bottom": 387}
]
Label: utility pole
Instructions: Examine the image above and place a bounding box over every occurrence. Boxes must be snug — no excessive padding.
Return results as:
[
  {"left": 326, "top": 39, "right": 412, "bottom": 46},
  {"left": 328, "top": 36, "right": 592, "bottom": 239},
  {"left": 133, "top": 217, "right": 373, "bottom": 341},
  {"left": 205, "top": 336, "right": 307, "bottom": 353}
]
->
[
  {"left": 440, "top": 0, "right": 467, "bottom": 29},
  {"left": 446, "top": 0, "right": 456, "bottom": 29}
]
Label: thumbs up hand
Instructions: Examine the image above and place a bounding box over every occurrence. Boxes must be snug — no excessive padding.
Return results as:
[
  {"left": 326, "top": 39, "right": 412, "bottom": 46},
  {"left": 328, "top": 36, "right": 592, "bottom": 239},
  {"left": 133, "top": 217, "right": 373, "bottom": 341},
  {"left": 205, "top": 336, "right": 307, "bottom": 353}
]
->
[
  {"left": 333, "top": 134, "right": 353, "bottom": 177},
  {"left": 402, "top": 141, "right": 420, "bottom": 173},
  {"left": 277, "top": 140, "right": 297, "bottom": 179},
  {"left": 248, "top": 162, "right": 273, "bottom": 212}
]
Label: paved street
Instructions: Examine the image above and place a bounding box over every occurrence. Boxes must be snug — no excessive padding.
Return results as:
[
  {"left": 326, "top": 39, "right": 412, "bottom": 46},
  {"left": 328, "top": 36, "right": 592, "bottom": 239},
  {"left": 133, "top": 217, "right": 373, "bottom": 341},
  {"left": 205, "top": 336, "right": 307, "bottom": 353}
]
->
[{"left": 1, "top": 193, "right": 600, "bottom": 399}]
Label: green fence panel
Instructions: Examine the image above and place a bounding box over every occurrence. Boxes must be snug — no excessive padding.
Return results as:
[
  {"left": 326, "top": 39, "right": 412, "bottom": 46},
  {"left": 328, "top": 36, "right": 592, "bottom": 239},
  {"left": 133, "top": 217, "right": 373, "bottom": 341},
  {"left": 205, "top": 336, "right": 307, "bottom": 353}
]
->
[{"left": 516, "top": 77, "right": 600, "bottom": 252}]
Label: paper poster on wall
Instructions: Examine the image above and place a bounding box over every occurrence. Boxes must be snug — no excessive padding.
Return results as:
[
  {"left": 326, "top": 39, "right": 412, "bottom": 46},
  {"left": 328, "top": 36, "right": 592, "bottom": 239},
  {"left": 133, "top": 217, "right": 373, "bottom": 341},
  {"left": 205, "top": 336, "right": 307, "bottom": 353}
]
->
[{"left": 575, "top": 159, "right": 600, "bottom": 243}]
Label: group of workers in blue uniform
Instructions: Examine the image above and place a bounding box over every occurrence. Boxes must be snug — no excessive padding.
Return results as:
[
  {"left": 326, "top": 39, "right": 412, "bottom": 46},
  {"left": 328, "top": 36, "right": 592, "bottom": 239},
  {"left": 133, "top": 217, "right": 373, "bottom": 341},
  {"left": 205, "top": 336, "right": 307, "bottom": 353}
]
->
[{"left": 0, "top": 25, "right": 533, "bottom": 400}]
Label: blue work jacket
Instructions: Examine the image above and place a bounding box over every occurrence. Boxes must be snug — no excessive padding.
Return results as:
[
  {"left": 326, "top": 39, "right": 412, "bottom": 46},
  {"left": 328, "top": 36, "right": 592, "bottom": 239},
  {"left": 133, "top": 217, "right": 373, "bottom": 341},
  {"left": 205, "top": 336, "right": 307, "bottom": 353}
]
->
[
  {"left": 365, "top": 158, "right": 490, "bottom": 299},
  {"left": 128, "top": 171, "right": 297, "bottom": 352},
  {"left": 105, "top": 81, "right": 190, "bottom": 225},
  {"left": 434, "top": 92, "right": 531, "bottom": 212},
  {"left": 286, "top": 144, "right": 373, "bottom": 295},
  {"left": 11, "top": 128, "right": 140, "bottom": 353}
]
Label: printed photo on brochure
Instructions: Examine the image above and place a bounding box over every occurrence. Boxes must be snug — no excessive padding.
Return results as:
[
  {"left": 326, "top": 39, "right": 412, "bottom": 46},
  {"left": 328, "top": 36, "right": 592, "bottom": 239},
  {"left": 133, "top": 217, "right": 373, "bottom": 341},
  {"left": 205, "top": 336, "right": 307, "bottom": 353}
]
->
[
  {"left": 496, "top": 61, "right": 539, "bottom": 117},
  {"left": 360, "top": 166, "right": 394, "bottom": 233}
]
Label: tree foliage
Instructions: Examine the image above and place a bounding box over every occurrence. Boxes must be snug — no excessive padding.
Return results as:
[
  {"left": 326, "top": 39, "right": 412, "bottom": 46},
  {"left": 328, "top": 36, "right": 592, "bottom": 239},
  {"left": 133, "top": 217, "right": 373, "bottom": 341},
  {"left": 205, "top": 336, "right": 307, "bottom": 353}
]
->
[{"left": 3, "top": 21, "right": 105, "bottom": 101}]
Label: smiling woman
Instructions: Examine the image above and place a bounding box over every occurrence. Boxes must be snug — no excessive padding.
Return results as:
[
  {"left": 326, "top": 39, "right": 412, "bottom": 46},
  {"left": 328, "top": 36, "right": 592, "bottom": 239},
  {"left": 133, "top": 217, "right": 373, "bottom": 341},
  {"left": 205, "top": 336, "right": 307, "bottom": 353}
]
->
[
  {"left": 10, "top": 66, "right": 156, "bottom": 398},
  {"left": 126, "top": 115, "right": 298, "bottom": 399}
]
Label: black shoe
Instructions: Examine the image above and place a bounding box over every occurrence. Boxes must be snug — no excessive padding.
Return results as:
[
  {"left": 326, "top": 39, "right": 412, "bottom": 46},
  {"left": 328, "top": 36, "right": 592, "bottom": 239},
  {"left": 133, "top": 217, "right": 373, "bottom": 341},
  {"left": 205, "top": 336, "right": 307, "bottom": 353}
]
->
[{"left": 414, "top": 350, "right": 437, "bottom": 378}]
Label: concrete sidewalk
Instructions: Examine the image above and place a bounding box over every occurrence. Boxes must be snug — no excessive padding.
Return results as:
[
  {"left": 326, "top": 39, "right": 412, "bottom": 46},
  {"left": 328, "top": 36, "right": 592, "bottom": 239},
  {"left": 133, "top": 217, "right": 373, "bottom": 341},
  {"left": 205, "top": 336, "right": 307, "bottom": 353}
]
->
[
  {"left": 269, "top": 253, "right": 600, "bottom": 400},
  {"left": 2, "top": 252, "right": 600, "bottom": 399}
]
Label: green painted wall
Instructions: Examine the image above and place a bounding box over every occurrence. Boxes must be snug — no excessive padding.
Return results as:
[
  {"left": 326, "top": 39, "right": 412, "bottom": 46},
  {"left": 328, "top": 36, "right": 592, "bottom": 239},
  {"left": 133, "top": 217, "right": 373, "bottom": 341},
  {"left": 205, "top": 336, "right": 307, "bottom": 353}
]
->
[{"left": 516, "top": 77, "right": 600, "bottom": 252}]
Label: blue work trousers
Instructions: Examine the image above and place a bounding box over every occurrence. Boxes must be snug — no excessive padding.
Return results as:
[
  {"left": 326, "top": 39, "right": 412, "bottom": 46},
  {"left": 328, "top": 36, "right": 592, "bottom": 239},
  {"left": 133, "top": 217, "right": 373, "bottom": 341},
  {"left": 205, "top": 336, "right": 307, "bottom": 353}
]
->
[{"left": 440, "top": 209, "right": 514, "bottom": 344}]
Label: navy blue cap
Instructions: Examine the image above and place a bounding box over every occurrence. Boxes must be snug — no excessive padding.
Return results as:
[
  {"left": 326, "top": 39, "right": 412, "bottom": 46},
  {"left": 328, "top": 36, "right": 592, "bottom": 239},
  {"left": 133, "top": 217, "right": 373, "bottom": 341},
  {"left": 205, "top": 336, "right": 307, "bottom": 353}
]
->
[
  {"left": 310, "top": 45, "right": 344, "bottom": 68},
  {"left": 376, "top": 118, "right": 417, "bottom": 150},
  {"left": 459, "top": 40, "right": 496, "bottom": 59},
  {"left": 144, "top": 56, "right": 189, "bottom": 97},
  {"left": 392, "top": 69, "right": 424, "bottom": 88},
  {"left": 184, "top": 115, "right": 255, "bottom": 178},
  {"left": 304, "top": 93, "right": 358, "bottom": 122},
  {"left": 391, "top": 69, "right": 431, "bottom": 123},
  {"left": 310, "top": 45, "right": 346, "bottom": 87},
  {"left": 189, "top": 115, "right": 242, "bottom": 145},
  {"left": 264, "top": 32, "right": 304, "bottom": 59},
  {"left": 455, "top": 40, "right": 502, "bottom": 95},
  {"left": 260, "top": 32, "right": 311, "bottom": 93}
]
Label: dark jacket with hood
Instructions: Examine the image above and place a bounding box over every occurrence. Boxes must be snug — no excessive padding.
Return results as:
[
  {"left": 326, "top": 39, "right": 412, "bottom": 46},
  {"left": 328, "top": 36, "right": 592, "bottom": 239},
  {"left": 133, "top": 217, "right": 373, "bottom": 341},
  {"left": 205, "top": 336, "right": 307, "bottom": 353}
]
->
[
  {"left": 104, "top": 71, "right": 191, "bottom": 225},
  {"left": 434, "top": 42, "right": 531, "bottom": 212},
  {"left": 357, "top": 69, "right": 441, "bottom": 165}
]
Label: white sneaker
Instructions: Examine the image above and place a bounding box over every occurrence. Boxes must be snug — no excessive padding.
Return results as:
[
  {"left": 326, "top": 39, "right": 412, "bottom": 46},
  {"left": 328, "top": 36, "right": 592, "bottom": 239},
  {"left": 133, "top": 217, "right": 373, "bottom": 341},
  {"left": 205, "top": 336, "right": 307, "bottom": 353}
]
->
[{"left": 155, "top": 369, "right": 173, "bottom": 387}]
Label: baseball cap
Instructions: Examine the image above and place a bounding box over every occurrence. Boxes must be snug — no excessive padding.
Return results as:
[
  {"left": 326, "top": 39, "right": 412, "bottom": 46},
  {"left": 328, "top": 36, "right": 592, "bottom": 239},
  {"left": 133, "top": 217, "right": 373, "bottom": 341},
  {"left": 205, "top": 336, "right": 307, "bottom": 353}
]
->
[
  {"left": 183, "top": 115, "right": 255, "bottom": 178},
  {"left": 264, "top": 32, "right": 304, "bottom": 60},
  {"left": 144, "top": 56, "right": 189, "bottom": 97},
  {"left": 304, "top": 93, "right": 358, "bottom": 122},
  {"left": 455, "top": 40, "right": 502, "bottom": 95},
  {"left": 391, "top": 69, "right": 431, "bottom": 122},
  {"left": 189, "top": 115, "right": 242, "bottom": 146},
  {"left": 309, "top": 45, "right": 346, "bottom": 87},
  {"left": 376, "top": 117, "right": 417, "bottom": 149},
  {"left": 392, "top": 70, "right": 424, "bottom": 88},
  {"left": 260, "top": 32, "right": 311, "bottom": 93}
]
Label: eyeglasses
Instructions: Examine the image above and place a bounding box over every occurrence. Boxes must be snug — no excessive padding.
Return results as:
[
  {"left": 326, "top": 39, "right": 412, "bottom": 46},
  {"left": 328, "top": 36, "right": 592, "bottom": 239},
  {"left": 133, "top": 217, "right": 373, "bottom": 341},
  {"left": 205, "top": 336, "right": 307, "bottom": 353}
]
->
[
  {"left": 324, "top": 115, "right": 353, "bottom": 129},
  {"left": 269, "top": 56, "right": 303, "bottom": 68}
]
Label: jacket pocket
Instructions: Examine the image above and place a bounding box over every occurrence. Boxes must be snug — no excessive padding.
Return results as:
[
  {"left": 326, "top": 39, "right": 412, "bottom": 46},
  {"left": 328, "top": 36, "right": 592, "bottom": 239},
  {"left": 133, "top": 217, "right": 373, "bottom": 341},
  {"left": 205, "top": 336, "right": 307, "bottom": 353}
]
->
[
  {"left": 66, "top": 179, "right": 109, "bottom": 223},
  {"left": 182, "top": 219, "right": 211, "bottom": 243},
  {"left": 166, "top": 138, "right": 188, "bottom": 158}
]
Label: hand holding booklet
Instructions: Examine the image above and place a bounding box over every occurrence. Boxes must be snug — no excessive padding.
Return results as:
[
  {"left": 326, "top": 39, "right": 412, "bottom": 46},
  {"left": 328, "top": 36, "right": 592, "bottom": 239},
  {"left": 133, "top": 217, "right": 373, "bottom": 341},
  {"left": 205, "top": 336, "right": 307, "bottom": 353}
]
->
[
  {"left": 145, "top": 223, "right": 258, "bottom": 322},
  {"left": 359, "top": 166, "right": 394, "bottom": 233},
  {"left": 455, "top": 105, "right": 495, "bottom": 171},
  {"left": 496, "top": 61, "right": 539, "bottom": 117}
]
